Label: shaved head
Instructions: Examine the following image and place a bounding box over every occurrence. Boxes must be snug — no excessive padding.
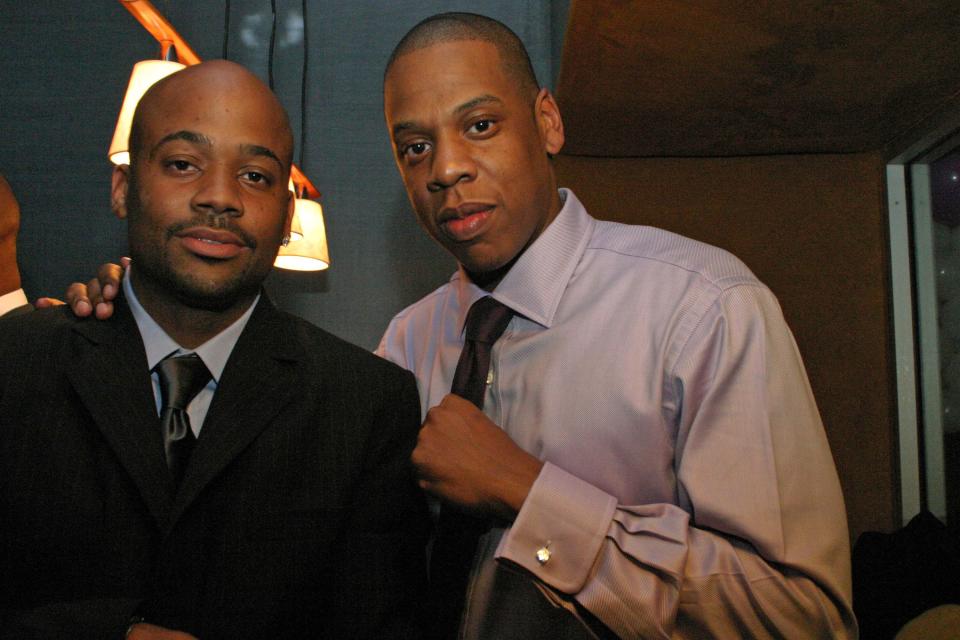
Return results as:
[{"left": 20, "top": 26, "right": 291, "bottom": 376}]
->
[
  {"left": 128, "top": 60, "right": 294, "bottom": 171},
  {"left": 385, "top": 12, "right": 540, "bottom": 101}
]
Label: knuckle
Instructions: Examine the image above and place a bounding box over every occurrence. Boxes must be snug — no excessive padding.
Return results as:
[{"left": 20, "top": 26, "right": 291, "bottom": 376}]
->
[{"left": 424, "top": 406, "right": 443, "bottom": 424}]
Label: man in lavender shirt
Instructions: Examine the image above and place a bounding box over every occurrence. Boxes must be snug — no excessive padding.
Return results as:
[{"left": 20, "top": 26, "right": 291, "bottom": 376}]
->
[
  {"left": 66, "top": 12, "right": 857, "bottom": 639},
  {"left": 377, "top": 12, "right": 857, "bottom": 639}
]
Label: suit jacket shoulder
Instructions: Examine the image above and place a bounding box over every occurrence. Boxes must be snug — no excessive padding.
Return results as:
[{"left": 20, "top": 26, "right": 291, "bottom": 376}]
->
[
  {"left": 0, "top": 304, "right": 120, "bottom": 391},
  {"left": 247, "top": 302, "right": 421, "bottom": 414},
  {"left": 272, "top": 306, "right": 415, "bottom": 377}
]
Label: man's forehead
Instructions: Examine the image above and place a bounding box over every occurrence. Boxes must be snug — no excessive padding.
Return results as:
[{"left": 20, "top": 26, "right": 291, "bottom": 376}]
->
[
  {"left": 144, "top": 117, "right": 286, "bottom": 148},
  {"left": 146, "top": 83, "right": 278, "bottom": 122},
  {"left": 139, "top": 92, "right": 291, "bottom": 158},
  {"left": 387, "top": 38, "right": 500, "bottom": 82},
  {"left": 384, "top": 41, "right": 513, "bottom": 115}
]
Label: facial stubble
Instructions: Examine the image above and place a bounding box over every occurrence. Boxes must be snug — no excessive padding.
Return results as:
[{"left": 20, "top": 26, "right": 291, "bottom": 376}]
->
[{"left": 124, "top": 169, "right": 280, "bottom": 312}]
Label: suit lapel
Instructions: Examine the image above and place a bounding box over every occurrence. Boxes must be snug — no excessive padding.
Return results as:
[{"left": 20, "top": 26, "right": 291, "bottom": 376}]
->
[
  {"left": 168, "top": 297, "right": 303, "bottom": 527},
  {"left": 65, "top": 297, "right": 175, "bottom": 527}
]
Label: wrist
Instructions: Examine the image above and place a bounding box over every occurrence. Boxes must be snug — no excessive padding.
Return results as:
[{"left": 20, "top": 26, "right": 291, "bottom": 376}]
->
[{"left": 497, "top": 457, "right": 543, "bottom": 520}]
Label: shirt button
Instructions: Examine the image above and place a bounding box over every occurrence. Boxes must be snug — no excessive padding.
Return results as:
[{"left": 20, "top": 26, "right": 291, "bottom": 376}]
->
[{"left": 486, "top": 370, "right": 494, "bottom": 385}]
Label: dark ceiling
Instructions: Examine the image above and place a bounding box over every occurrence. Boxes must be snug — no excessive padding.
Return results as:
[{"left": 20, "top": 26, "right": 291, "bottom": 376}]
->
[{"left": 556, "top": 1, "right": 960, "bottom": 157}]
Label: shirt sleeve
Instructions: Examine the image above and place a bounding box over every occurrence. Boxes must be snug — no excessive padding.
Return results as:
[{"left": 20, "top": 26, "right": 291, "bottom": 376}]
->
[
  {"left": 0, "top": 288, "right": 28, "bottom": 317},
  {"left": 495, "top": 283, "right": 858, "bottom": 638}
]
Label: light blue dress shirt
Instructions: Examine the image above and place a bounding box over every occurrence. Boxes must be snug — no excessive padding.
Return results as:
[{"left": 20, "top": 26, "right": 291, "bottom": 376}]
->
[{"left": 124, "top": 269, "right": 258, "bottom": 435}]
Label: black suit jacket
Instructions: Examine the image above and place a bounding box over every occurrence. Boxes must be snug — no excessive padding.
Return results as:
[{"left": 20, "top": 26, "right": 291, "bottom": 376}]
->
[{"left": 0, "top": 295, "right": 428, "bottom": 639}]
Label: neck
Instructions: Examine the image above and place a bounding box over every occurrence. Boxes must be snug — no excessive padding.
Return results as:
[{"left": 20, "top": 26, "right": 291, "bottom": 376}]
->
[
  {"left": 130, "top": 270, "right": 255, "bottom": 350},
  {"left": 465, "top": 257, "right": 516, "bottom": 291},
  {"left": 465, "top": 187, "right": 565, "bottom": 292}
]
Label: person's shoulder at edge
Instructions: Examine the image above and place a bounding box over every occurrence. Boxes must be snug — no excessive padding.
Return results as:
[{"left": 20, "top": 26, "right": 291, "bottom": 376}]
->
[
  {"left": 585, "top": 215, "right": 766, "bottom": 292},
  {"left": 0, "top": 305, "right": 87, "bottom": 392}
]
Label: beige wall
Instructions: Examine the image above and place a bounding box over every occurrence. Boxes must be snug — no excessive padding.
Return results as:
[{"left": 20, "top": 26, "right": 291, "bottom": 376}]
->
[{"left": 556, "top": 152, "right": 897, "bottom": 541}]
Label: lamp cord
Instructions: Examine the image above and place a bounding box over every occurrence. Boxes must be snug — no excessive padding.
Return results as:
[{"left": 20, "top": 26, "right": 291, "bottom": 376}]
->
[
  {"left": 299, "top": 0, "right": 308, "bottom": 168},
  {"left": 268, "top": 0, "right": 277, "bottom": 90},
  {"left": 221, "top": 0, "right": 231, "bottom": 59}
]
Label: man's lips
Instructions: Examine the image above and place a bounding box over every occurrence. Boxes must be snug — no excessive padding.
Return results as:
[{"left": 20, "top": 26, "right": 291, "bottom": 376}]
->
[
  {"left": 176, "top": 227, "right": 248, "bottom": 259},
  {"left": 439, "top": 203, "right": 494, "bottom": 242}
]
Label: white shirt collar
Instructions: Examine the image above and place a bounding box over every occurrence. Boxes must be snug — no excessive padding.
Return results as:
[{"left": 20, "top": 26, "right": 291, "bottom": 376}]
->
[{"left": 0, "top": 288, "right": 28, "bottom": 316}]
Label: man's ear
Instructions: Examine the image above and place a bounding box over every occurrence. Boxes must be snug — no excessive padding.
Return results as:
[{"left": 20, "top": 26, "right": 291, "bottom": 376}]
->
[
  {"left": 111, "top": 165, "right": 131, "bottom": 220},
  {"left": 535, "top": 88, "right": 565, "bottom": 156},
  {"left": 283, "top": 186, "right": 295, "bottom": 238}
]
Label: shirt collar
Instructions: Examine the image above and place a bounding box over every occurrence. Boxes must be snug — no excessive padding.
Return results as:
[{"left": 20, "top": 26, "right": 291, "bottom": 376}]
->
[
  {"left": 123, "top": 267, "right": 259, "bottom": 382},
  {"left": 0, "top": 288, "right": 28, "bottom": 316},
  {"left": 453, "top": 188, "right": 594, "bottom": 331}
]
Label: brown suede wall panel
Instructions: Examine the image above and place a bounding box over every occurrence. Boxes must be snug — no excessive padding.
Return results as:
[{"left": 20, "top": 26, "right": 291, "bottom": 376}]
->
[
  {"left": 558, "top": 1, "right": 960, "bottom": 157},
  {"left": 555, "top": 152, "right": 896, "bottom": 541}
]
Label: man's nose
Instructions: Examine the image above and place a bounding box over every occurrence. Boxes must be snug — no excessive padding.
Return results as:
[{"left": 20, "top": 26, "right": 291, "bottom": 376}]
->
[
  {"left": 427, "top": 136, "right": 477, "bottom": 192},
  {"left": 191, "top": 167, "right": 243, "bottom": 217}
]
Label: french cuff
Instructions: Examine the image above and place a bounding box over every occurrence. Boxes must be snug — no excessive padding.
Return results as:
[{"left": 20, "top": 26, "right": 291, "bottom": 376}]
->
[{"left": 495, "top": 461, "right": 617, "bottom": 594}]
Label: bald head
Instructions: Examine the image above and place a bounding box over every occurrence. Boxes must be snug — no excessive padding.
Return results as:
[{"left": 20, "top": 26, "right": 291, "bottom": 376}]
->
[
  {"left": 385, "top": 12, "right": 540, "bottom": 101},
  {"left": 128, "top": 60, "right": 294, "bottom": 171}
]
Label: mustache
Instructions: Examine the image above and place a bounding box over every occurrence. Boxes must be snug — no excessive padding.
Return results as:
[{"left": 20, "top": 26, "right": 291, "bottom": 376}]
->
[{"left": 166, "top": 213, "right": 258, "bottom": 248}]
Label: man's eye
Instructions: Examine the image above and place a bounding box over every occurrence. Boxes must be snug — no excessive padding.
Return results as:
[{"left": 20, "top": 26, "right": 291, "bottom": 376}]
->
[
  {"left": 470, "top": 120, "right": 493, "bottom": 134},
  {"left": 169, "top": 160, "right": 193, "bottom": 171},
  {"left": 404, "top": 142, "right": 429, "bottom": 157},
  {"left": 243, "top": 171, "right": 268, "bottom": 184}
]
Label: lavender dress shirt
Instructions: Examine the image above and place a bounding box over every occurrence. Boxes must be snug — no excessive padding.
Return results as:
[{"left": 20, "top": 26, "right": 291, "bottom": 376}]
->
[{"left": 377, "top": 189, "right": 857, "bottom": 639}]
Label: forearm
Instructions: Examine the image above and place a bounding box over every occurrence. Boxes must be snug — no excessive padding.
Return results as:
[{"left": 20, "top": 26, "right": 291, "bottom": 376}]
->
[{"left": 497, "top": 464, "right": 856, "bottom": 639}]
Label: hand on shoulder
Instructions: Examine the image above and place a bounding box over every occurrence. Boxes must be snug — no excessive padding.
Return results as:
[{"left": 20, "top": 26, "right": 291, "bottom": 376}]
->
[{"left": 35, "top": 257, "right": 128, "bottom": 319}]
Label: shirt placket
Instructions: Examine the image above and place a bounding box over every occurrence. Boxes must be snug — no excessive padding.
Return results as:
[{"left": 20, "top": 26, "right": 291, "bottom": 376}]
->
[{"left": 483, "top": 328, "right": 508, "bottom": 429}]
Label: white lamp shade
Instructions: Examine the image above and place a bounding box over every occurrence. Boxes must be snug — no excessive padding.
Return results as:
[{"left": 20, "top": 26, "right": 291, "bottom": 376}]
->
[
  {"left": 274, "top": 198, "right": 330, "bottom": 271},
  {"left": 288, "top": 209, "right": 304, "bottom": 242},
  {"left": 109, "top": 60, "right": 186, "bottom": 165},
  {"left": 286, "top": 179, "right": 304, "bottom": 241}
]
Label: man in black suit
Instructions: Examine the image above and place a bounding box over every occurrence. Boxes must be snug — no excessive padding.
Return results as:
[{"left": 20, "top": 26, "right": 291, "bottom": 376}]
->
[
  {"left": 0, "top": 60, "right": 427, "bottom": 639},
  {"left": 0, "top": 174, "right": 30, "bottom": 317}
]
